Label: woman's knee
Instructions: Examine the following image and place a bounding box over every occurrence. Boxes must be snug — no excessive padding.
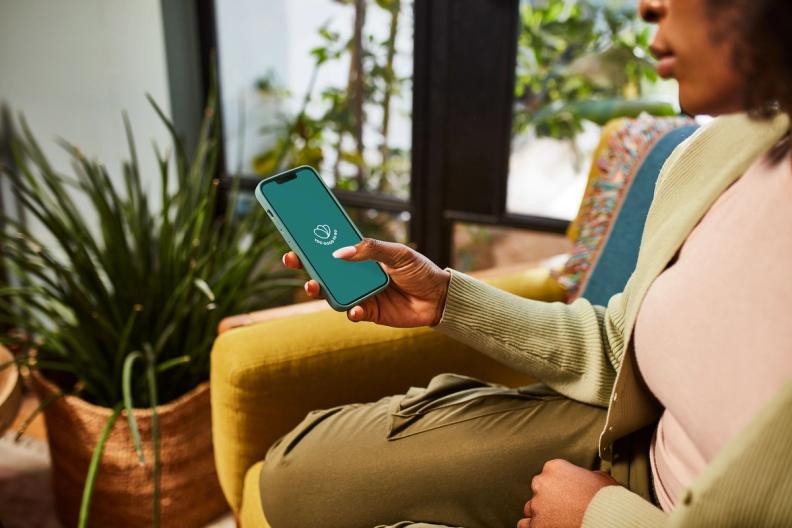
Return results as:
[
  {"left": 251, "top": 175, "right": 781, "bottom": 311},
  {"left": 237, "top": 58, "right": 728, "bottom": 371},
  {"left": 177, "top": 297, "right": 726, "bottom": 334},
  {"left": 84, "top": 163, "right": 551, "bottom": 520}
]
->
[{"left": 258, "top": 401, "right": 394, "bottom": 527}]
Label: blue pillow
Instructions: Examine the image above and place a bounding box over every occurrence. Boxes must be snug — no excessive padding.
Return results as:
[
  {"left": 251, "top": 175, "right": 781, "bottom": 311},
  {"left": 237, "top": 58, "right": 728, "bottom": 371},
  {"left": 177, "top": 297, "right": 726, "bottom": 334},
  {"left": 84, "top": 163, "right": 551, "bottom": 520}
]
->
[{"left": 581, "top": 124, "right": 699, "bottom": 306}]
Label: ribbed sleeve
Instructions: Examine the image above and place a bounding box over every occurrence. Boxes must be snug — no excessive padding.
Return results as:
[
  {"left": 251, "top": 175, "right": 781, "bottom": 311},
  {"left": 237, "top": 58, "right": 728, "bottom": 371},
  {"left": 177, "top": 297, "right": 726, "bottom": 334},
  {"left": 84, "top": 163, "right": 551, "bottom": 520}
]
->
[
  {"left": 434, "top": 269, "right": 622, "bottom": 407},
  {"left": 583, "top": 486, "right": 666, "bottom": 528}
]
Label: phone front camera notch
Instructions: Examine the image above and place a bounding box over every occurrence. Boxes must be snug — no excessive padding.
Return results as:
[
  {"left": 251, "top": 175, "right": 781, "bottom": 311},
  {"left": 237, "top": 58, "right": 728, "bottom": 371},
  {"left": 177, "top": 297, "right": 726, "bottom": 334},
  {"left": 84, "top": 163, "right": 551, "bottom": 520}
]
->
[{"left": 275, "top": 173, "right": 297, "bottom": 184}]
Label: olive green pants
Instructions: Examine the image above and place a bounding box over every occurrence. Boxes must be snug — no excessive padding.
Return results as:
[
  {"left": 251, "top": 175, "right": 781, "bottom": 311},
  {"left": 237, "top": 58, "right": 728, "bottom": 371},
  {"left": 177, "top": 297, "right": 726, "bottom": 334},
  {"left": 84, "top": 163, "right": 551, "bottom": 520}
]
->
[{"left": 259, "top": 374, "right": 636, "bottom": 528}]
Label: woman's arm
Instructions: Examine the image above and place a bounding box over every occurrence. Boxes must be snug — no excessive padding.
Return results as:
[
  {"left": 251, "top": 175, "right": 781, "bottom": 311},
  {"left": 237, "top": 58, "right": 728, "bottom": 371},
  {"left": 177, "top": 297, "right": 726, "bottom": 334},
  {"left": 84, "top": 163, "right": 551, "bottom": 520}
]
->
[
  {"left": 283, "top": 239, "right": 625, "bottom": 406},
  {"left": 434, "top": 269, "right": 626, "bottom": 407}
]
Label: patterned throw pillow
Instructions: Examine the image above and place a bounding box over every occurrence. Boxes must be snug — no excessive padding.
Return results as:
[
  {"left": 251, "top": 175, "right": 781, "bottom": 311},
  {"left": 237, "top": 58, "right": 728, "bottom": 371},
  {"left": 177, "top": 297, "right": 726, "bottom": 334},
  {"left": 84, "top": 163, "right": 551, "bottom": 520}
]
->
[{"left": 556, "top": 115, "right": 698, "bottom": 304}]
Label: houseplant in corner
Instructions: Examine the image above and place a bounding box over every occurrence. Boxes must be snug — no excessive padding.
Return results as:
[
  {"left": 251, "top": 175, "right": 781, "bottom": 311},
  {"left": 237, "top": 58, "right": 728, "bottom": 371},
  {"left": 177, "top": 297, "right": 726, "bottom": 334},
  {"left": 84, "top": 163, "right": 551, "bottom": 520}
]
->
[{"left": 0, "top": 84, "right": 299, "bottom": 527}]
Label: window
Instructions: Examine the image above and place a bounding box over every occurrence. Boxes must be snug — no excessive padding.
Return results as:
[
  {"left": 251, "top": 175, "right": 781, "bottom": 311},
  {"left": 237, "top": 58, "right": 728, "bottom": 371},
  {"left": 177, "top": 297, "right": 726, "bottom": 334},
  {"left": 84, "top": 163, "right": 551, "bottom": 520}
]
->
[
  {"left": 211, "top": 0, "right": 413, "bottom": 241},
  {"left": 507, "top": 0, "right": 677, "bottom": 221}
]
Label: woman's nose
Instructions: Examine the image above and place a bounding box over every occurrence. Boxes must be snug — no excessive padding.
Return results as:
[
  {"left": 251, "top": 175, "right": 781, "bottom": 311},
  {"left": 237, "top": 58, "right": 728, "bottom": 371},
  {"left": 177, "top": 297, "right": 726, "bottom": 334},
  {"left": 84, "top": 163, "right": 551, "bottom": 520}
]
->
[{"left": 639, "top": 0, "right": 667, "bottom": 23}]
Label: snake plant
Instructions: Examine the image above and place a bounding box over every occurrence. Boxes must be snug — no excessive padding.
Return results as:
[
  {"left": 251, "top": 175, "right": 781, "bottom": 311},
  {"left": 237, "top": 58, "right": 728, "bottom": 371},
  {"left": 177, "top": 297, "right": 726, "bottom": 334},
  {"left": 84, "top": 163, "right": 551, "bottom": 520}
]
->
[{"left": 0, "top": 83, "right": 300, "bottom": 526}]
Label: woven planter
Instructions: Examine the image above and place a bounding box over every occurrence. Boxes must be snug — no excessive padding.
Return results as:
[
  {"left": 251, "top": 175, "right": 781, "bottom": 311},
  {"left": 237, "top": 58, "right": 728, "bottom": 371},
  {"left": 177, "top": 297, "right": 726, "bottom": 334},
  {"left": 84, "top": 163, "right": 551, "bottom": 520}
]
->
[
  {"left": 31, "top": 372, "right": 227, "bottom": 527},
  {"left": 0, "top": 345, "right": 22, "bottom": 435}
]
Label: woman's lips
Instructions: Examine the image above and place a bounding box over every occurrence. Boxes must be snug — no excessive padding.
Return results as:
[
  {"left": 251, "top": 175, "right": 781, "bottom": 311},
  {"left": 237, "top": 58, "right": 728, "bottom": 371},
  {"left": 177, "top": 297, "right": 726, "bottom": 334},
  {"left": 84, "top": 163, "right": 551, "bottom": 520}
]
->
[{"left": 657, "top": 56, "right": 677, "bottom": 79}]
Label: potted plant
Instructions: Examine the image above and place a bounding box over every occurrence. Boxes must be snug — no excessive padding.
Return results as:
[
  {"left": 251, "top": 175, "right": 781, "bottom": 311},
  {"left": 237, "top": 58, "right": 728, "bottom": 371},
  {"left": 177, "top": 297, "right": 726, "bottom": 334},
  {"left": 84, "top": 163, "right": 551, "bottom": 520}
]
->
[{"left": 0, "top": 84, "right": 300, "bottom": 527}]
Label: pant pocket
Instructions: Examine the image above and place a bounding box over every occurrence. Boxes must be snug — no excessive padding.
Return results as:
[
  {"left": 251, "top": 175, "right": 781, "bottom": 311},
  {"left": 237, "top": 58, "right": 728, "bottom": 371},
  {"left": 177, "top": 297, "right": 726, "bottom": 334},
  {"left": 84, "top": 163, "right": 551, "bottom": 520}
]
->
[
  {"left": 394, "top": 373, "right": 503, "bottom": 414},
  {"left": 387, "top": 373, "right": 562, "bottom": 440}
]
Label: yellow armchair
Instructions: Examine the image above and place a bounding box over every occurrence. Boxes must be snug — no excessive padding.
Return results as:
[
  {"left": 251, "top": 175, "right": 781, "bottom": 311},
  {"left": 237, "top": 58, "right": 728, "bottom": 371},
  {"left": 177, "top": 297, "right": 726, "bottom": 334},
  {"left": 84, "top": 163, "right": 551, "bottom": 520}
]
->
[{"left": 210, "top": 264, "right": 565, "bottom": 526}]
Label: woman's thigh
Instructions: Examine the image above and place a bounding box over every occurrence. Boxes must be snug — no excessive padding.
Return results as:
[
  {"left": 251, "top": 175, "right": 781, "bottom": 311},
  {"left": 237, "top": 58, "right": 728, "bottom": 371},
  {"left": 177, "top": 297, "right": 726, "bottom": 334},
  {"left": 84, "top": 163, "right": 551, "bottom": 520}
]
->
[{"left": 259, "top": 373, "right": 606, "bottom": 528}]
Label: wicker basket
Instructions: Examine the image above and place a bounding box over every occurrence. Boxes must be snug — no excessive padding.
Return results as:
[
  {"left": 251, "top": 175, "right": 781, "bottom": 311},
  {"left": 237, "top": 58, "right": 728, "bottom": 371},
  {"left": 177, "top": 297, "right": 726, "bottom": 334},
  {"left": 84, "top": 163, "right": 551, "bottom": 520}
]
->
[
  {"left": 31, "top": 372, "right": 228, "bottom": 527},
  {"left": 0, "top": 345, "right": 22, "bottom": 435}
]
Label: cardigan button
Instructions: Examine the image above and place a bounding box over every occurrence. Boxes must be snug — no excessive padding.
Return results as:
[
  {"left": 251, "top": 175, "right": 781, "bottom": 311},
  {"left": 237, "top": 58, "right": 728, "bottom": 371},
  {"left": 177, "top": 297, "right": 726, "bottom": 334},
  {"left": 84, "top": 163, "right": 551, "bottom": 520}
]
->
[{"left": 682, "top": 490, "right": 693, "bottom": 506}]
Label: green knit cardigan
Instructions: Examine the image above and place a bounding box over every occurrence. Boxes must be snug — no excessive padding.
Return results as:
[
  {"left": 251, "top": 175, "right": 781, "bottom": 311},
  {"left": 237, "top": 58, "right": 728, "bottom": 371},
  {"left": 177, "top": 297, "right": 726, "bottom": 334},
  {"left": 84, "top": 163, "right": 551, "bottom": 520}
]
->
[{"left": 435, "top": 112, "right": 792, "bottom": 527}]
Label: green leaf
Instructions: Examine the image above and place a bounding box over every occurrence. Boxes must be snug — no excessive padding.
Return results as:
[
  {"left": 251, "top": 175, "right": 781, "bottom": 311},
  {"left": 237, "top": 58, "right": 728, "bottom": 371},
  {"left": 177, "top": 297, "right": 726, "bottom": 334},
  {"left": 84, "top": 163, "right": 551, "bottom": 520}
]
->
[
  {"left": 144, "top": 344, "right": 161, "bottom": 528},
  {"left": 157, "top": 355, "right": 190, "bottom": 374},
  {"left": 122, "top": 351, "right": 145, "bottom": 464},
  {"left": 193, "top": 278, "right": 216, "bottom": 302},
  {"left": 78, "top": 403, "right": 122, "bottom": 528}
]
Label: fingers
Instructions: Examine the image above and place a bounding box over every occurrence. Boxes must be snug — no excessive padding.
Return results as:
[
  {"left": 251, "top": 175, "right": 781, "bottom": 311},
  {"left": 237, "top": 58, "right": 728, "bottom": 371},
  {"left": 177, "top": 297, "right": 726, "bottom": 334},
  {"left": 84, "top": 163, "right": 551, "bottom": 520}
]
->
[
  {"left": 347, "top": 305, "right": 365, "bottom": 322},
  {"left": 283, "top": 252, "right": 325, "bottom": 300},
  {"left": 282, "top": 251, "right": 303, "bottom": 270},
  {"left": 332, "top": 238, "right": 414, "bottom": 268},
  {"left": 531, "top": 473, "right": 541, "bottom": 495},
  {"left": 518, "top": 499, "right": 533, "bottom": 528},
  {"left": 346, "top": 299, "right": 377, "bottom": 323},
  {"left": 284, "top": 252, "right": 322, "bottom": 298},
  {"left": 304, "top": 280, "right": 324, "bottom": 299}
]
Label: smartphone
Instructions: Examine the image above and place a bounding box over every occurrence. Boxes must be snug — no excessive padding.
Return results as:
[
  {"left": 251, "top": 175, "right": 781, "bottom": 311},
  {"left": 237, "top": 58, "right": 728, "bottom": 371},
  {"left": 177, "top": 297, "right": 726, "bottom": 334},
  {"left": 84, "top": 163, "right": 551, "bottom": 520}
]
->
[{"left": 255, "top": 166, "right": 390, "bottom": 312}]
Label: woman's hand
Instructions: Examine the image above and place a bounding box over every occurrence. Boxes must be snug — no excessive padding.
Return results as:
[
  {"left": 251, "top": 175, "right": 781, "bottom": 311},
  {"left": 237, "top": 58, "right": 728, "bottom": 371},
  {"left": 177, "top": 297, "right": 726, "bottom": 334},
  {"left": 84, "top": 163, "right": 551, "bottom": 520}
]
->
[
  {"left": 282, "top": 238, "right": 451, "bottom": 327},
  {"left": 518, "top": 459, "right": 620, "bottom": 528}
]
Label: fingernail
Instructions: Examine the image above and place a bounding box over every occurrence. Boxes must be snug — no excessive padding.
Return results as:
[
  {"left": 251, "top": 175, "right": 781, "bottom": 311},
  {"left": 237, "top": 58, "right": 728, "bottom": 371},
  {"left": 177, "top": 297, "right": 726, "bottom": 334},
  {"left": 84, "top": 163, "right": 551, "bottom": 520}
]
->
[
  {"left": 282, "top": 254, "right": 287, "bottom": 266},
  {"left": 332, "top": 246, "right": 357, "bottom": 259}
]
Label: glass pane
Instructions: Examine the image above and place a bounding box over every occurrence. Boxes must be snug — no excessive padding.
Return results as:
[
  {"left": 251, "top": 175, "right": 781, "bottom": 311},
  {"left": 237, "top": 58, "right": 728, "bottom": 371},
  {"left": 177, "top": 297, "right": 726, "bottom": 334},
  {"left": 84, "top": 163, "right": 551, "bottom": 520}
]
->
[
  {"left": 452, "top": 223, "right": 571, "bottom": 273},
  {"left": 347, "top": 207, "right": 409, "bottom": 244},
  {"left": 507, "top": 0, "right": 679, "bottom": 220},
  {"left": 215, "top": 0, "right": 413, "bottom": 201}
]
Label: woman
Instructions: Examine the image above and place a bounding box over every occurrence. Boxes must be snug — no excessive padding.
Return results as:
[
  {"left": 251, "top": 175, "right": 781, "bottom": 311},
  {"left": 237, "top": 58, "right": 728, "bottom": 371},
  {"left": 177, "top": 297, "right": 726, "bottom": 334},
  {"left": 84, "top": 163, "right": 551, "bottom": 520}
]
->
[{"left": 261, "top": 0, "right": 792, "bottom": 526}]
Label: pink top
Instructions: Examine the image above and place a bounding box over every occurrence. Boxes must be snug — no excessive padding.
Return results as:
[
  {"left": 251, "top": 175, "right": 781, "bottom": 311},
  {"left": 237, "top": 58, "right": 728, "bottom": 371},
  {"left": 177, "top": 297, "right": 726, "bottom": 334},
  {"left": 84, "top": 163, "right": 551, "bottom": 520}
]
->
[{"left": 634, "top": 151, "right": 792, "bottom": 511}]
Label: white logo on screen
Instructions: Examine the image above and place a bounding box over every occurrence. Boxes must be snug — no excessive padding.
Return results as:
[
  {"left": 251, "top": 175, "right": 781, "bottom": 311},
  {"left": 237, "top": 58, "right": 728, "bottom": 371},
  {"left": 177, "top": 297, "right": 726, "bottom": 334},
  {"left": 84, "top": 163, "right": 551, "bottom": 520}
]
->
[{"left": 313, "top": 224, "right": 338, "bottom": 246}]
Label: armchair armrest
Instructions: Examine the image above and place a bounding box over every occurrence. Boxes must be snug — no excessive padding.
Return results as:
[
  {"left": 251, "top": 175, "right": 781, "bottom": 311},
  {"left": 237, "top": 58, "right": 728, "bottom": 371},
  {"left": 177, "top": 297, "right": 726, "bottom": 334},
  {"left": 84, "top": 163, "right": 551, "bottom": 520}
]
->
[
  {"left": 210, "top": 265, "right": 564, "bottom": 512},
  {"left": 218, "top": 258, "right": 567, "bottom": 333}
]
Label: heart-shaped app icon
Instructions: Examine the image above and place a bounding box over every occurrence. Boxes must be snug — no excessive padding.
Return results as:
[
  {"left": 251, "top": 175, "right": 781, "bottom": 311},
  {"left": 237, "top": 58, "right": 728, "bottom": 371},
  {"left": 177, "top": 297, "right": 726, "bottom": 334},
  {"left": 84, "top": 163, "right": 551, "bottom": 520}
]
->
[{"left": 313, "top": 224, "right": 331, "bottom": 239}]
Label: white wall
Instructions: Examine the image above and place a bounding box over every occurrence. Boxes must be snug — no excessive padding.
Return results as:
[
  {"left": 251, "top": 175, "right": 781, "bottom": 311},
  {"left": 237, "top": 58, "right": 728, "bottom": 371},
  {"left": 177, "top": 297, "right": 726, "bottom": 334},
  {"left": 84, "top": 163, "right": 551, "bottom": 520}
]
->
[{"left": 0, "top": 0, "right": 173, "bottom": 216}]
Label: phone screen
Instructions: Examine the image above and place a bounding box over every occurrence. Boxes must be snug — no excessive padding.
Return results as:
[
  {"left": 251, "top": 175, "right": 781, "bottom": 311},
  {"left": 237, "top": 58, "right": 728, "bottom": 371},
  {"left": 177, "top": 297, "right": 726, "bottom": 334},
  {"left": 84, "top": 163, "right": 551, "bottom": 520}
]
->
[{"left": 260, "top": 167, "right": 388, "bottom": 306}]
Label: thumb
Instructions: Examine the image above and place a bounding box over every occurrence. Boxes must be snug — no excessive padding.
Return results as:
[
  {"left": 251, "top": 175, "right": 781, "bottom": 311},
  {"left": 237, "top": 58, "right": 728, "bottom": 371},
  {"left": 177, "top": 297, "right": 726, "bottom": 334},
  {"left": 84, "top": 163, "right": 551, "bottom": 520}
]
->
[{"left": 332, "top": 238, "right": 412, "bottom": 268}]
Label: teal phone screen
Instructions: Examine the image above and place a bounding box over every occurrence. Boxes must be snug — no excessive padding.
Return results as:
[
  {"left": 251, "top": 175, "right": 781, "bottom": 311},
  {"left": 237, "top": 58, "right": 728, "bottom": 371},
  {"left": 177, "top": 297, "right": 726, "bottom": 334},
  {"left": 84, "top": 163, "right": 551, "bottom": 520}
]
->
[{"left": 261, "top": 168, "right": 388, "bottom": 305}]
